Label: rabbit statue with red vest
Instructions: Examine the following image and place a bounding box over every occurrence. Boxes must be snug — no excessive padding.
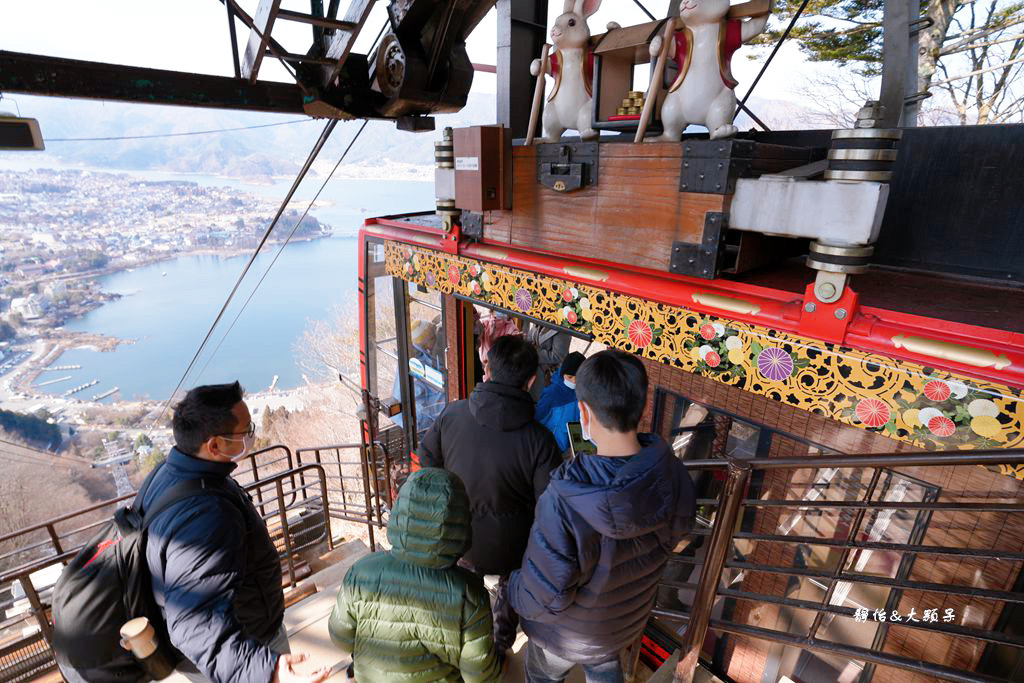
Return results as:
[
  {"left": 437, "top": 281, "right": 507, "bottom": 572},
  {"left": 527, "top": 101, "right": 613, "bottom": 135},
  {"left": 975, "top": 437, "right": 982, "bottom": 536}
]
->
[
  {"left": 650, "top": 0, "right": 769, "bottom": 140},
  {"left": 530, "top": 0, "right": 603, "bottom": 142}
]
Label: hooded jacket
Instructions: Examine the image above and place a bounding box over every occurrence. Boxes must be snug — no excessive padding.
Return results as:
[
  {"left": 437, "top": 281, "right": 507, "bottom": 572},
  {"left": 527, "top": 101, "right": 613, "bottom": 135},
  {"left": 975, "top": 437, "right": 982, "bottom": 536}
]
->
[
  {"left": 418, "top": 381, "right": 563, "bottom": 575},
  {"left": 328, "top": 468, "right": 501, "bottom": 683},
  {"left": 534, "top": 369, "right": 582, "bottom": 452},
  {"left": 143, "top": 447, "right": 284, "bottom": 683},
  {"left": 508, "top": 434, "right": 695, "bottom": 664}
]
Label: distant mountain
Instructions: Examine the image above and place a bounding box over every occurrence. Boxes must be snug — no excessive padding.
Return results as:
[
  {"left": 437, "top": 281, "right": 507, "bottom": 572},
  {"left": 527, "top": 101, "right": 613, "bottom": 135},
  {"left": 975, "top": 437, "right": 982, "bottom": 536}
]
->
[
  {"left": 17, "top": 92, "right": 500, "bottom": 178},
  {"left": 16, "top": 91, "right": 820, "bottom": 179}
]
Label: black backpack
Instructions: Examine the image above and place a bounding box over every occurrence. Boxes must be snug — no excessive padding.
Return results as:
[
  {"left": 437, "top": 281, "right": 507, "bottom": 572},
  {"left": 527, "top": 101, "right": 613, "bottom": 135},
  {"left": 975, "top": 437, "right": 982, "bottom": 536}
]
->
[{"left": 52, "top": 464, "right": 235, "bottom": 682}]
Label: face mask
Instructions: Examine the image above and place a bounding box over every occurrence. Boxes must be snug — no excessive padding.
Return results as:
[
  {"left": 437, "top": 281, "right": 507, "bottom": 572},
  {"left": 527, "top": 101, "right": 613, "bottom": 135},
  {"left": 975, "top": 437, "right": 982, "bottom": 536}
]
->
[
  {"left": 578, "top": 402, "right": 591, "bottom": 443},
  {"left": 222, "top": 433, "right": 254, "bottom": 462},
  {"left": 564, "top": 378, "right": 576, "bottom": 390}
]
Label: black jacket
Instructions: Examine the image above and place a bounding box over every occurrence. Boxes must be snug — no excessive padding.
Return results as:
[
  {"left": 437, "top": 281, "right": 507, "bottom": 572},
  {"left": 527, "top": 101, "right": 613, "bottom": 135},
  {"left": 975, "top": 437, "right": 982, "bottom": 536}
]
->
[
  {"left": 418, "top": 381, "right": 563, "bottom": 575},
  {"left": 508, "top": 434, "right": 695, "bottom": 664},
  {"left": 143, "top": 448, "right": 284, "bottom": 683}
]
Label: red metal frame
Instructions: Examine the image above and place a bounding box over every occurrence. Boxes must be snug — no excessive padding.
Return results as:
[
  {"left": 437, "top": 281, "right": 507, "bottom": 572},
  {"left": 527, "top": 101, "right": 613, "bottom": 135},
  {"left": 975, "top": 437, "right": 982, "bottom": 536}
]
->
[{"left": 361, "top": 215, "right": 1024, "bottom": 390}]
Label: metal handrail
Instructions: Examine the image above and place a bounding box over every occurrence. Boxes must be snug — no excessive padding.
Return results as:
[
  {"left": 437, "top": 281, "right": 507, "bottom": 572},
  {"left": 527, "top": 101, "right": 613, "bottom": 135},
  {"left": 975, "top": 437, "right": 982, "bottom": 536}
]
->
[
  {"left": 672, "top": 448, "right": 1024, "bottom": 683},
  {"left": 295, "top": 442, "right": 385, "bottom": 551},
  {"left": 244, "top": 463, "right": 333, "bottom": 586},
  {"left": 0, "top": 492, "right": 134, "bottom": 546},
  {"left": 682, "top": 448, "right": 1024, "bottom": 470}
]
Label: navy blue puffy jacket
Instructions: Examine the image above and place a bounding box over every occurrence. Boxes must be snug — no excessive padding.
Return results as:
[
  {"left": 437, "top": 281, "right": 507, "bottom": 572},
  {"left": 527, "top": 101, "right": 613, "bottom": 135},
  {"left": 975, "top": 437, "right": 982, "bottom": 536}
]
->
[
  {"left": 143, "top": 448, "right": 284, "bottom": 683},
  {"left": 508, "top": 434, "right": 695, "bottom": 664}
]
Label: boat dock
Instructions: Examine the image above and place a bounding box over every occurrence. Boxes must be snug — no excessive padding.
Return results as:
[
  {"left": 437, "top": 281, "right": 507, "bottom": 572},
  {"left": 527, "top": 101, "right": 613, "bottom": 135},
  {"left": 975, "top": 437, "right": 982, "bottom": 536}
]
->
[
  {"left": 40, "top": 364, "right": 81, "bottom": 371},
  {"left": 35, "top": 375, "right": 72, "bottom": 387},
  {"left": 63, "top": 380, "right": 99, "bottom": 396},
  {"left": 91, "top": 387, "right": 119, "bottom": 401}
]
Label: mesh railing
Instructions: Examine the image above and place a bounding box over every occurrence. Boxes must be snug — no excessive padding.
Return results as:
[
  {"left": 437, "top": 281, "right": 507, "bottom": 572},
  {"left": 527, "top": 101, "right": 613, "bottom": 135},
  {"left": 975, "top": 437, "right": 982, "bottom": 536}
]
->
[
  {"left": 662, "top": 449, "right": 1024, "bottom": 683},
  {"left": 294, "top": 443, "right": 392, "bottom": 552}
]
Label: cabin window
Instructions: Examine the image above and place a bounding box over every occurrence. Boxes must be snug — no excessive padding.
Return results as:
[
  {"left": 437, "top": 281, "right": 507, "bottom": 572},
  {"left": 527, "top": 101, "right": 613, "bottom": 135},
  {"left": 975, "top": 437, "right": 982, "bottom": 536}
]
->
[
  {"left": 363, "top": 240, "right": 449, "bottom": 451},
  {"left": 404, "top": 281, "right": 448, "bottom": 438}
]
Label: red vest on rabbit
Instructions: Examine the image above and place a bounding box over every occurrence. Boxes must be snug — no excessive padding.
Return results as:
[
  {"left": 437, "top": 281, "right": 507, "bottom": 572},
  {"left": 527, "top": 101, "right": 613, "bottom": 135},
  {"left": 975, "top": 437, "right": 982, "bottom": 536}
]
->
[
  {"left": 547, "top": 48, "right": 596, "bottom": 101},
  {"left": 669, "top": 18, "right": 742, "bottom": 92}
]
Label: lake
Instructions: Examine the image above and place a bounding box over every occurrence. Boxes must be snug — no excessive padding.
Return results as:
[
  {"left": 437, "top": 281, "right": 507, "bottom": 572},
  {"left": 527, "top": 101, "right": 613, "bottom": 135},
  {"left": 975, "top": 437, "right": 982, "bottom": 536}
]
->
[{"left": 39, "top": 176, "right": 434, "bottom": 401}]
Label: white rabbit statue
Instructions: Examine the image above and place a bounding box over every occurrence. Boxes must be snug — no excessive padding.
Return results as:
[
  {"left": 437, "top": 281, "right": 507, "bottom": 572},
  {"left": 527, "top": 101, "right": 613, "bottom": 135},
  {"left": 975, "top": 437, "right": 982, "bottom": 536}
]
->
[
  {"left": 650, "top": 0, "right": 769, "bottom": 140},
  {"left": 530, "top": 0, "right": 602, "bottom": 142}
]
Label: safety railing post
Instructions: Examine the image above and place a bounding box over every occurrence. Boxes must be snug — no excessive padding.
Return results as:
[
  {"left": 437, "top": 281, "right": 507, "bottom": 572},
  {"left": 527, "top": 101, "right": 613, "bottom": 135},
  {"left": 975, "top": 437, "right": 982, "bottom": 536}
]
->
[
  {"left": 359, "top": 444, "right": 376, "bottom": 552},
  {"left": 317, "top": 465, "right": 334, "bottom": 551},
  {"left": 674, "top": 460, "right": 751, "bottom": 683},
  {"left": 45, "top": 524, "right": 63, "bottom": 557},
  {"left": 274, "top": 479, "right": 296, "bottom": 587},
  {"left": 19, "top": 575, "right": 53, "bottom": 645}
]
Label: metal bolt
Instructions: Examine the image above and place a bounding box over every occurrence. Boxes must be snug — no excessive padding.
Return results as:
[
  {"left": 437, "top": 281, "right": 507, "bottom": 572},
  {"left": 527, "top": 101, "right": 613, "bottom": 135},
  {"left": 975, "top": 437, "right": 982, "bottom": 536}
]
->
[
  {"left": 715, "top": 183, "right": 722, "bottom": 190},
  {"left": 817, "top": 282, "right": 837, "bottom": 299},
  {"left": 682, "top": 183, "right": 688, "bottom": 189},
  {"left": 717, "top": 162, "right": 723, "bottom": 170},
  {"left": 699, "top": 173, "right": 705, "bottom": 180},
  {"left": 805, "top": 302, "right": 816, "bottom": 313},
  {"left": 684, "top": 161, "right": 689, "bottom": 168},
  {"left": 835, "top": 308, "right": 848, "bottom": 319}
]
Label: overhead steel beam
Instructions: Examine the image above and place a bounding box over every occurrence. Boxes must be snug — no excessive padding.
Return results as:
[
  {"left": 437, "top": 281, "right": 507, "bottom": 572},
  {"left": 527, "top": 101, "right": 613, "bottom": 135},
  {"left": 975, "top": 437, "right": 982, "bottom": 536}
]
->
[
  {"left": 278, "top": 8, "right": 356, "bottom": 32},
  {"left": 0, "top": 50, "right": 306, "bottom": 114},
  {"left": 243, "top": 0, "right": 283, "bottom": 82},
  {"left": 322, "top": 0, "right": 375, "bottom": 87}
]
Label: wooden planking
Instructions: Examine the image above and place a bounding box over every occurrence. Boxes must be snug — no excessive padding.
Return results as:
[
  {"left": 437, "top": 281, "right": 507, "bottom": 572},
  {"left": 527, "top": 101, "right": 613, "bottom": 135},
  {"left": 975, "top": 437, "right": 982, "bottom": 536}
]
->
[
  {"left": 509, "top": 143, "right": 726, "bottom": 271},
  {"left": 321, "top": 0, "right": 375, "bottom": 87},
  {"left": 600, "top": 141, "right": 683, "bottom": 158},
  {"left": 483, "top": 210, "right": 513, "bottom": 243},
  {"left": 242, "top": 0, "right": 282, "bottom": 83}
]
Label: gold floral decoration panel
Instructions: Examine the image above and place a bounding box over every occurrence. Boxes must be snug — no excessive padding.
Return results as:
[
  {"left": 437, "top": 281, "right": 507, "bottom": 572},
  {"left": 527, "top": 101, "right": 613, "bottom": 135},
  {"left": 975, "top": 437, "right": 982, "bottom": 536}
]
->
[{"left": 386, "top": 243, "right": 1024, "bottom": 477}]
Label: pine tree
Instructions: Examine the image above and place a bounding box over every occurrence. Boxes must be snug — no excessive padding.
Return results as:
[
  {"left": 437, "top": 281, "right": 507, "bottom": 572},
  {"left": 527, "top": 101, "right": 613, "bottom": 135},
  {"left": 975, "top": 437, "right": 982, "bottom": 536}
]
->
[{"left": 759, "top": 0, "right": 1024, "bottom": 123}]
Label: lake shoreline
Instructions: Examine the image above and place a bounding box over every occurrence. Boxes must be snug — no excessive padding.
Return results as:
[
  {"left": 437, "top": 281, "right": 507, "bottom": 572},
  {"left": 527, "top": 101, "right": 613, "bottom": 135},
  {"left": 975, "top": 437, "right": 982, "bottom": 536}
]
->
[{"left": 7, "top": 173, "right": 432, "bottom": 406}]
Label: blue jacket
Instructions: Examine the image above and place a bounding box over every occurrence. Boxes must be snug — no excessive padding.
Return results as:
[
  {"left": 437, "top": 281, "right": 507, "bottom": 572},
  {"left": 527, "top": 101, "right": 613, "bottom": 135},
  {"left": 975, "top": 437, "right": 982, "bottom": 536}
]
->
[
  {"left": 508, "top": 434, "right": 695, "bottom": 664},
  {"left": 143, "top": 448, "right": 284, "bottom": 683},
  {"left": 534, "top": 370, "right": 581, "bottom": 452}
]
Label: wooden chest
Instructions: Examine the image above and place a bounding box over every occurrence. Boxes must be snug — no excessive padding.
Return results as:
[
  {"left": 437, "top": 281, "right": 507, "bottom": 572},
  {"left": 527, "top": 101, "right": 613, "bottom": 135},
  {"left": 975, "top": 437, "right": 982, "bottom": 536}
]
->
[{"left": 477, "top": 139, "right": 822, "bottom": 277}]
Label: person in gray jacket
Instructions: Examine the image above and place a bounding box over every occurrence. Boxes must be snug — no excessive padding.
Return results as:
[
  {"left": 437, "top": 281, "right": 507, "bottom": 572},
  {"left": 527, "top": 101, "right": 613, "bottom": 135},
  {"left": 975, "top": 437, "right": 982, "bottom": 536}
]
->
[{"left": 142, "top": 382, "right": 329, "bottom": 683}]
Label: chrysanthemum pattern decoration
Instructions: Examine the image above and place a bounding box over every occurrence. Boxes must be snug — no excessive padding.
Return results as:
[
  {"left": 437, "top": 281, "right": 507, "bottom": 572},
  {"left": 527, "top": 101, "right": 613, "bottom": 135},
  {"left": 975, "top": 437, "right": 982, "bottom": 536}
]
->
[{"left": 388, "top": 243, "right": 1024, "bottom": 478}]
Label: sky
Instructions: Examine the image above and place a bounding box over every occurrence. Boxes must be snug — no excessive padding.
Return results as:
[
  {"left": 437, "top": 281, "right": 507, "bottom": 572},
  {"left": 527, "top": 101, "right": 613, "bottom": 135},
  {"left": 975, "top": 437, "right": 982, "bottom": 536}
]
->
[{"left": 0, "top": 0, "right": 847, "bottom": 106}]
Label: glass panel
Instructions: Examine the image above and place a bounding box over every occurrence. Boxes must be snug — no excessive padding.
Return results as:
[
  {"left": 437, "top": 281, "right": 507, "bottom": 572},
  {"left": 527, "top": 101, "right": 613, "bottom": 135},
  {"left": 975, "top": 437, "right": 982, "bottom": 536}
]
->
[
  {"left": 724, "top": 419, "right": 760, "bottom": 459},
  {"left": 405, "top": 282, "right": 447, "bottom": 436},
  {"left": 365, "top": 241, "right": 398, "bottom": 400}
]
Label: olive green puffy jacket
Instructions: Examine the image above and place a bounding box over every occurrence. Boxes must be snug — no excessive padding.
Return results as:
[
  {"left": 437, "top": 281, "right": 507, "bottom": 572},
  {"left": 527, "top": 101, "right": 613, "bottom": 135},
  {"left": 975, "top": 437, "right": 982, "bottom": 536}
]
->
[{"left": 328, "top": 468, "right": 501, "bottom": 683}]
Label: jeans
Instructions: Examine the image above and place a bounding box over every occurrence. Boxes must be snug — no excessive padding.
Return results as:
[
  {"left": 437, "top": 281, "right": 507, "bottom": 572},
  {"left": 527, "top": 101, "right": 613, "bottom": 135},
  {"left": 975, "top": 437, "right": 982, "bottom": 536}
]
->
[
  {"left": 458, "top": 559, "right": 519, "bottom": 652},
  {"left": 177, "top": 624, "right": 290, "bottom": 682},
  {"left": 524, "top": 641, "right": 624, "bottom": 683}
]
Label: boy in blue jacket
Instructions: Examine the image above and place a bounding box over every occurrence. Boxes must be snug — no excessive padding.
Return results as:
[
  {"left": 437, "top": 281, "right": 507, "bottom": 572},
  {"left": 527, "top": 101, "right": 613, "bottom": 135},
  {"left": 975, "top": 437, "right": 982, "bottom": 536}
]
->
[
  {"left": 534, "top": 352, "right": 585, "bottom": 452},
  {"left": 509, "top": 351, "right": 696, "bottom": 683}
]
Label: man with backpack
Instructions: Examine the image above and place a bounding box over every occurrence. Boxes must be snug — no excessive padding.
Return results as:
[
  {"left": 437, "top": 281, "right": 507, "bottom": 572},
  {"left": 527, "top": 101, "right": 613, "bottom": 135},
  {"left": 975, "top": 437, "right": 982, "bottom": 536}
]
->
[
  {"left": 57, "top": 382, "right": 330, "bottom": 683},
  {"left": 145, "top": 382, "right": 330, "bottom": 683}
]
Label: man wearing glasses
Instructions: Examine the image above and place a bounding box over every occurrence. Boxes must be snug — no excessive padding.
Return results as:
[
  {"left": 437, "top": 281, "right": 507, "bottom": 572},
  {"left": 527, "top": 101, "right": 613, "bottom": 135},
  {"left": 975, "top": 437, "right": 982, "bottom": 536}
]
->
[{"left": 140, "top": 382, "right": 329, "bottom": 683}]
